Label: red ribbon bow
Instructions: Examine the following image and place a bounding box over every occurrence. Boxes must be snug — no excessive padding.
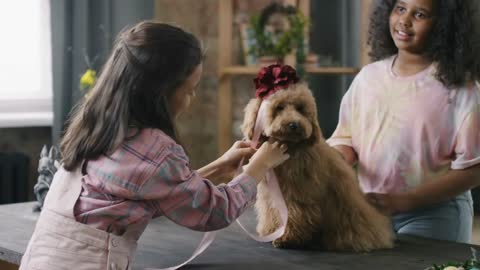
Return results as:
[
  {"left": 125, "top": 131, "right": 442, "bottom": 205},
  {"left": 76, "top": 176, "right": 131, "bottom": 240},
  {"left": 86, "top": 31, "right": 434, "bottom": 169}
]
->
[{"left": 254, "top": 64, "right": 300, "bottom": 99}]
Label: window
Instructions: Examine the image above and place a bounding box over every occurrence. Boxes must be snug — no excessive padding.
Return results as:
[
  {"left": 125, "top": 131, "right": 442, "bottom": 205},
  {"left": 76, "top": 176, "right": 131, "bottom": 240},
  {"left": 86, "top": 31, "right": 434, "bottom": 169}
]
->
[{"left": 0, "top": 0, "right": 52, "bottom": 127}]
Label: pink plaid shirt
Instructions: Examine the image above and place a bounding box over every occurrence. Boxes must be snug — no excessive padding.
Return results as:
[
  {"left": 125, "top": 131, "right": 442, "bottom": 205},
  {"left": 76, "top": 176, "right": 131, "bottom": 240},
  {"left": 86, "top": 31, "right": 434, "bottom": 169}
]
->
[{"left": 73, "top": 128, "right": 257, "bottom": 235}]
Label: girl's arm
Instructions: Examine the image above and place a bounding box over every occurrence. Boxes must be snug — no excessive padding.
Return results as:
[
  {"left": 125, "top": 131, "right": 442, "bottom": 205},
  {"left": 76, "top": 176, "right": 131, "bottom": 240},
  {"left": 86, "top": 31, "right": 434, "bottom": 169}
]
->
[
  {"left": 409, "top": 164, "right": 480, "bottom": 207},
  {"left": 367, "top": 164, "right": 480, "bottom": 214},
  {"left": 332, "top": 145, "right": 358, "bottom": 166},
  {"left": 196, "top": 158, "right": 227, "bottom": 179},
  {"left": 146, "top": 142, "right": 288, "bottom": 232},
  {"left": 197, "top": 141, "right": 255, "bottom": 179}
]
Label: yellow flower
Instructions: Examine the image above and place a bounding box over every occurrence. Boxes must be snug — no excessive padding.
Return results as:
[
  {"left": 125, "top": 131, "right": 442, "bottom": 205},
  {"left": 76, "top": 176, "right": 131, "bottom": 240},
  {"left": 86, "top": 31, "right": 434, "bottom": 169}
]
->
[{"left": 80, "top": 69, "right": 97, "bottom": 90}]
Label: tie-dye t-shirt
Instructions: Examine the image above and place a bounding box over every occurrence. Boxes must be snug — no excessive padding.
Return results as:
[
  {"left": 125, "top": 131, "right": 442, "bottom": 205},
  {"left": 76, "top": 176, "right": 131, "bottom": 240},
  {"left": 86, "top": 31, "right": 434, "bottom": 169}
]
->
[{"left": 327, "top": 55, "right": 480, "bottom": 194}]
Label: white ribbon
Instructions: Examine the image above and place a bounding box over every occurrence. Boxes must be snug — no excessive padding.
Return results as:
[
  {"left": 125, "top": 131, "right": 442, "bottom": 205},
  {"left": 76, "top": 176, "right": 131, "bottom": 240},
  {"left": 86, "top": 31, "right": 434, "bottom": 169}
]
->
[{"left": 150, "top": 100, "right": 288, "bottom": 269}]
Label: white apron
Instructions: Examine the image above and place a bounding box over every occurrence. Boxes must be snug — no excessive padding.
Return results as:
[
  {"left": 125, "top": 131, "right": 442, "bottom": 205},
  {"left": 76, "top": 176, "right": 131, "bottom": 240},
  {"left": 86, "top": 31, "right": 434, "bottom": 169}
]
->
[{"left": 20, "top": 164, "right": 147, "bottom": 270}]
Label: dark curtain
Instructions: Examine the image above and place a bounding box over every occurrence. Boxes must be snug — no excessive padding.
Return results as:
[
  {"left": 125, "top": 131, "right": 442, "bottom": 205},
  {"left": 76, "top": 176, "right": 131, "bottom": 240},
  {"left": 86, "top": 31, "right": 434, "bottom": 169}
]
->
[
  {"left": 0, "top": 153, "right": 29, "bottom": 204},
  {"left": 50, "top": 0, "right": 155, "bottom": 145},
  {"left": 309, "top": 0, "right": 361, "bottom": 138}
]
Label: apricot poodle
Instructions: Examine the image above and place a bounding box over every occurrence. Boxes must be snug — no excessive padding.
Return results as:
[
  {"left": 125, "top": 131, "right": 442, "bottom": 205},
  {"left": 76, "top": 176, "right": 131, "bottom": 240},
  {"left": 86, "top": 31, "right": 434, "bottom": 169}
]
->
[{"left": 241, "top": 83, "right": 395, "bottom": 251}]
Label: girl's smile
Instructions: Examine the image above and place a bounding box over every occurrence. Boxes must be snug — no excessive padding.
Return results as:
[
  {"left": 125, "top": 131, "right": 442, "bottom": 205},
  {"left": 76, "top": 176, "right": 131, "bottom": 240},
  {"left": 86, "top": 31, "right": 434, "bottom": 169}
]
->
[
  {"left": 393, "top": 29, "right": 414, "bottom": 42},
  {"left": 394, "top": 29, "right": 415, "bottom": 41}
]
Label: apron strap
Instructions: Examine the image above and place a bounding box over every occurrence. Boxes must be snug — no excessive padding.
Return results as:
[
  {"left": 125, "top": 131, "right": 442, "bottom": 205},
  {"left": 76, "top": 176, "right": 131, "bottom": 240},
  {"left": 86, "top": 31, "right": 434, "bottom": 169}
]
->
[{"left": 43, "top": 162, "right": 84, "bottom": 218}]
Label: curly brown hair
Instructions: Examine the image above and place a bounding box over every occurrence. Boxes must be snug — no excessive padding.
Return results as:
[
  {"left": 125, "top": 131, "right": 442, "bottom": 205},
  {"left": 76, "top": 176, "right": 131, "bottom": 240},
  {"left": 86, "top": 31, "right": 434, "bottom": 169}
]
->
[{"left": 367, "top": 0, "right": 480, "bottom": 88}]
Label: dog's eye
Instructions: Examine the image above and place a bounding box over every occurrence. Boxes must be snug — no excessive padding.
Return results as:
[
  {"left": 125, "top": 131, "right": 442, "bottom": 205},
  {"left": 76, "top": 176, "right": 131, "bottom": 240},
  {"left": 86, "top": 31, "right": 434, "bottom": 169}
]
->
[
  {"left": 296, "top": 105, "right": 305, "bottom": 113},
  {"left": 275, "top": 105, "right": 284, "bottom": 111}
]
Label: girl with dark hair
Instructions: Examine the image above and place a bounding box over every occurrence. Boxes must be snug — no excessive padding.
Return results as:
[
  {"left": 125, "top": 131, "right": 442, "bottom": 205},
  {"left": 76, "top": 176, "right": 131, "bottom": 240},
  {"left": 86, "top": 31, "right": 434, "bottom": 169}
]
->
[
  {"left": 20, "top": 21, "right": 289, "bottom": 269},
  {"left": 328, "top": 0, "right": 480, "bottom": 243}
]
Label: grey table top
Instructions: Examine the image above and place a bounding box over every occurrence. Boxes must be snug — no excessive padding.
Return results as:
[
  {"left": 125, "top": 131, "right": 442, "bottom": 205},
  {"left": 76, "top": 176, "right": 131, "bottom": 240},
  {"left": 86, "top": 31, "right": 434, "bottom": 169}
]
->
[{"left": 0, "top": 202, "right": 477, "bottom": 269}]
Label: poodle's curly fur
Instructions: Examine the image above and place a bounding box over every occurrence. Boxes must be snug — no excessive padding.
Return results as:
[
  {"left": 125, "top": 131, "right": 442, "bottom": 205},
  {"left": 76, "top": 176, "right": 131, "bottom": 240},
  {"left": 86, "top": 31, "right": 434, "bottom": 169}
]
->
[{"left": 241, "top": 84, "right": 394, "bottom": 251}]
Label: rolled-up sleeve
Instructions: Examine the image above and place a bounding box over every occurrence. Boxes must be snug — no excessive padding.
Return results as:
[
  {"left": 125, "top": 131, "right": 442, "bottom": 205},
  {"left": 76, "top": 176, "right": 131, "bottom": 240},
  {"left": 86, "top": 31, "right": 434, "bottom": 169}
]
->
[
  {"left": 327, "top": 88, "right": 354, "bottom": 148},
  {"left": 451, "top": 105, "right": 480, "bottom": 170},
  {"left": 143, "top": 144, "right": 257, "bottom": 231}
]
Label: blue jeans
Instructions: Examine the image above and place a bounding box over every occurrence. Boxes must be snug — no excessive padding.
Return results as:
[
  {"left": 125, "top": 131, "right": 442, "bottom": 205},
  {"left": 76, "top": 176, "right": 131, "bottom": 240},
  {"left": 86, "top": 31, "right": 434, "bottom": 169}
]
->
[{"left": 392, "top": 191, "right": 474, "bottom": 243}]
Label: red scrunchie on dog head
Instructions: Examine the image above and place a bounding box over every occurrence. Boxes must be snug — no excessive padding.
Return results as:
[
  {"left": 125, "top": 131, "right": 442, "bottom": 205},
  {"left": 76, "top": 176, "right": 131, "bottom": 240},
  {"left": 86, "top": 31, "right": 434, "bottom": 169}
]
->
[{"left": 254, "top": 64, "right": 300, "bottom": 100}]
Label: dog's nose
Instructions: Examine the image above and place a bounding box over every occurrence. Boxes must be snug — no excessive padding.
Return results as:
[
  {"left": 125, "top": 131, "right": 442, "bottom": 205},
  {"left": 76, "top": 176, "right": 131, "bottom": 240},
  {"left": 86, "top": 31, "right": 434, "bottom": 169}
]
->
[{"left": 288, "top": 122, "right": 299, "bottom": 131}]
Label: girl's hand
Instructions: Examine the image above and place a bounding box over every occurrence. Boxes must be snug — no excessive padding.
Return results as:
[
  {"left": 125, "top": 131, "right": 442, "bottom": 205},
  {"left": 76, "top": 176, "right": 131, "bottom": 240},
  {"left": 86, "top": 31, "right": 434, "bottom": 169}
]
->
[
  {"left": 244, "top": 141, "right": 289, "bottom": 183},
  {"left": 255, "top": 141, "right": 290, "bottom": 169},
  {"left": 218, "top": 140, "right": 256, "bottom": 174},
  {"left": 365, "top": 192, "right": 416, "bottom": 215},
  {"left": 332, "top": 145, "right": 358, "bottom": 166}
]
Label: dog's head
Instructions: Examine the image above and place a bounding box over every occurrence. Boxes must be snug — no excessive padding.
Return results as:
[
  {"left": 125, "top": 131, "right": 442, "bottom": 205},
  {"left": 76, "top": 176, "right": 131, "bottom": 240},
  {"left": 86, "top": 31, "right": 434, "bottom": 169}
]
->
[{"left": 241, "top": 83, "right": 323, "bottom": 146}]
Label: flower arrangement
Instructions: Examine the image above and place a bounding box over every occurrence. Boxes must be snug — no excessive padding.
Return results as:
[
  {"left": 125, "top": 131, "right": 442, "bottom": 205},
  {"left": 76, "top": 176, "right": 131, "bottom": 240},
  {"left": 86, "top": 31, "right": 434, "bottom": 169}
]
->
[
  {"left": 425, "top": 248, "right": 480, "bottom": 270},
  {"left": 248, "top": 3, "right": 308, "bottom": 64},
  {"left": 254, "top": 63, "right": 299, "bottom": 99}
]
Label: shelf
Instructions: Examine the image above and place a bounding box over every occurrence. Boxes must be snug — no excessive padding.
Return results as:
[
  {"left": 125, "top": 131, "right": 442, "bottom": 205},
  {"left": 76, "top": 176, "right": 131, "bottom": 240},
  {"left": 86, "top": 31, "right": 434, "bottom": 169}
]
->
[
  {"left": 305, "top": 66, "right": 360, "bottom": 74},
  {"left": 216, "top": 0, "right": 370, "bottom": 154},
  {"left": 219, "top": 66, "right": 360, "bottom": 76}
]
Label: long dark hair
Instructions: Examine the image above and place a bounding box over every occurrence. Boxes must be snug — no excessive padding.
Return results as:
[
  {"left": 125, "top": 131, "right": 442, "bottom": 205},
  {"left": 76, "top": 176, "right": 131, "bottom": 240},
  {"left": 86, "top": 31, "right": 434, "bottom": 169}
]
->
[
  {"left": 61, "top": 21, "right": 202, "bottom": 171},
  {"left": 367, "top": 0, "right": 480, "bottom": 88}
]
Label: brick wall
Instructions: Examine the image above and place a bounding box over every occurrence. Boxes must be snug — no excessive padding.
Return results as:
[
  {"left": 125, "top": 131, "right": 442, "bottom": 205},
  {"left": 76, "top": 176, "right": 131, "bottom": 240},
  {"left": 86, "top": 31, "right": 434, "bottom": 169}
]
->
[{"left": 156, "top": 0, "right": 271, "bottom": 168}]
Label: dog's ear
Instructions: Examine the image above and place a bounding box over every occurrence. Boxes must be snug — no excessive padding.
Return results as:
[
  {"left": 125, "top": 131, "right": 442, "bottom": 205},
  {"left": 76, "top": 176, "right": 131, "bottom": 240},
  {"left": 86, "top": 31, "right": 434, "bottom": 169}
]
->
[
  {"left": 308, "top": 122, "right": 324, "bottom": 144},
  {"left": 301, "top": 87, "right": 325, "bottom": 144},
  {"left": 241, "top": 98, "right": 262, "bottom": 140}
]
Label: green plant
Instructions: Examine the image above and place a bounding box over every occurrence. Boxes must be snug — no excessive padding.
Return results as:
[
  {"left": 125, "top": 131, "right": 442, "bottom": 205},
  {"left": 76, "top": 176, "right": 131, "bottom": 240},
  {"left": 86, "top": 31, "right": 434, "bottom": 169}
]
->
[
  {"left": 249, "top": 8, "right": 308, "bottom": 62},
  {"left": 425, "top": 248, "right": 480, "bottom": 270}
]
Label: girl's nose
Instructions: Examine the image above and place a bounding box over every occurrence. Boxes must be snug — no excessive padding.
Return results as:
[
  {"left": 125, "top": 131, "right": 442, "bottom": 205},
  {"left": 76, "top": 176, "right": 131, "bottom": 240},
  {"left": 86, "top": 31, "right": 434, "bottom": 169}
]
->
[{"left": 399, "top": 13, "right": 412, "bottom": 27}]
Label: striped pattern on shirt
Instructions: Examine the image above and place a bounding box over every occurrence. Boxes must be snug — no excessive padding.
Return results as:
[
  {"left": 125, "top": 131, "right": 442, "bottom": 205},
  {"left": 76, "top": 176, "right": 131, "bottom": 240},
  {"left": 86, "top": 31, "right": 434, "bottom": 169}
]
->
[{"left": 73, "top": 128, "right": 257, "bottom": 235}]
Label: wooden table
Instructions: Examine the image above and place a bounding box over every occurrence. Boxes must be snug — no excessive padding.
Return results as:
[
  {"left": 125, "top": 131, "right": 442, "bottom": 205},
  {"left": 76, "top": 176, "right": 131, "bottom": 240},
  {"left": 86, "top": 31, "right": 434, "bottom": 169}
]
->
[{"left": 0, "top": 202, "right": 477, "bottom": 270}]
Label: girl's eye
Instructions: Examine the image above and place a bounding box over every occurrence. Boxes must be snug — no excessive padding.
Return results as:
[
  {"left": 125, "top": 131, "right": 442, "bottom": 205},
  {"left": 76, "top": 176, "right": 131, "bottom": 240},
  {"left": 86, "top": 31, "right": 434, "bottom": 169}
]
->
[
  {"left": 395, "top": 6, "right": 406, "bottom": 14},
  {"left": 415, "top": 12, "right": 426, "bottom": 19},
  {"left": 296, "top": 105, "right": 305, "bottom": 113}
]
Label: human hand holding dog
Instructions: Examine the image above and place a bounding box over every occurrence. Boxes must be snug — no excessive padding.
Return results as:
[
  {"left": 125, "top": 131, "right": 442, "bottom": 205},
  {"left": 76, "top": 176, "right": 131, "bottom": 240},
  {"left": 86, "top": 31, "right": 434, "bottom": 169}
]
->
[
  {"left": 198, "top": 140, "right": 255, "bottom": 182},
  {"left": 218, "top": 140, "right": 256, "bottom": 175},
  {"left": 243, "top": 141, "right": 289, "bottom": 184}
]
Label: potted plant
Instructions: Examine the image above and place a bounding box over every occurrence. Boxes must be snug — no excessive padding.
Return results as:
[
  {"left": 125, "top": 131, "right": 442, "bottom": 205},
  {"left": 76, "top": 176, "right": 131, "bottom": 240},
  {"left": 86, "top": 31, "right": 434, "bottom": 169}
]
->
[{"left": 248, "top": 3, "right": 308, "bottom": 68}]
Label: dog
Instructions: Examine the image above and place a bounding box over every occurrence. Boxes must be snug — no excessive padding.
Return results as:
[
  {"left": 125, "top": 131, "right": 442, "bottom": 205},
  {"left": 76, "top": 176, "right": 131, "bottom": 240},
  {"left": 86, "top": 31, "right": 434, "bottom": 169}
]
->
[{"left": 241, "top": 83, "right": 395, "bottom": 251}]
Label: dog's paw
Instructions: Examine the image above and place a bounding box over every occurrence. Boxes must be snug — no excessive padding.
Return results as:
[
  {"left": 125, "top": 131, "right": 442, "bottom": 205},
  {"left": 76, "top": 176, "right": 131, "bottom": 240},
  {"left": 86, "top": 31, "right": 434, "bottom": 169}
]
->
[
  {"left": 272, "top": 239, "right": 288, "bottom": 249},
  {"left": 272, "top": 239, "right": 304, "bottom": 249}
]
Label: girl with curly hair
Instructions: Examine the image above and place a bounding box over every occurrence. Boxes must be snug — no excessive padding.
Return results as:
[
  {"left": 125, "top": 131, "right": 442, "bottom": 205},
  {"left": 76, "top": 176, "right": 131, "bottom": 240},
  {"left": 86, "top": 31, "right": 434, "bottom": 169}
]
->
[{"left": 328, "top": 0, "right": 480, "bottom": 243}]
